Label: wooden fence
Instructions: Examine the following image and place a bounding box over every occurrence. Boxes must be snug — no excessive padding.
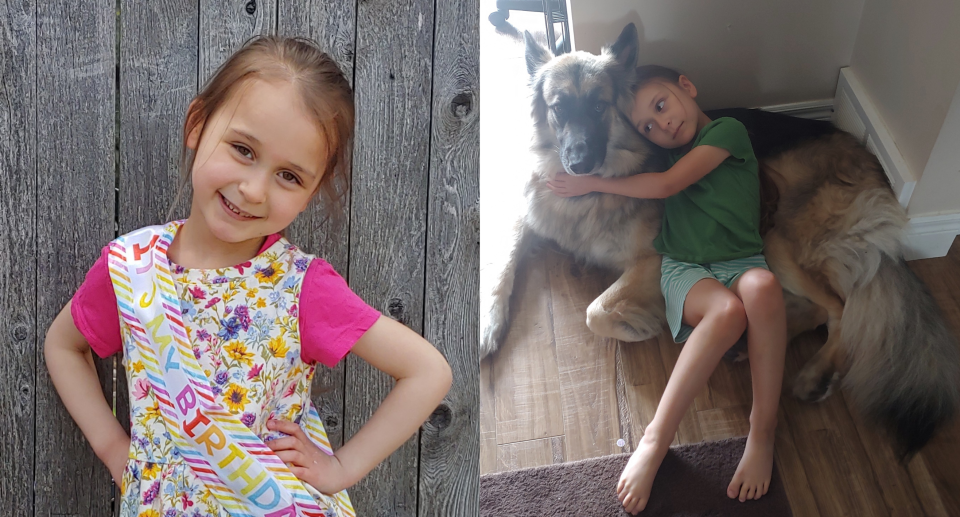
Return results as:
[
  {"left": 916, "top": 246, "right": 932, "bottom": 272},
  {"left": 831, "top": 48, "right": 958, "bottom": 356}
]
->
[{"left": 0, "top": 1, "right": 478, "bottom": 515}]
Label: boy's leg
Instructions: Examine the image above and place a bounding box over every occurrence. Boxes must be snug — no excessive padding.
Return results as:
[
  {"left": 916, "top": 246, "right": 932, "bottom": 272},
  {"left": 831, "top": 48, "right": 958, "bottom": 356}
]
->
[
  {"left": 618, "top": 278, "right": 747, "bottom": 514},
  {"left": 728, "top": 267, "right": 787, "bottom": 501}
]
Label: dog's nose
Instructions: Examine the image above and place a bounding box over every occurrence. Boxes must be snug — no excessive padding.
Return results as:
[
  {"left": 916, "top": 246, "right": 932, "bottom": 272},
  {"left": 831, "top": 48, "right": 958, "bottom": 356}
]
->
[{"left": 566, "top": 141, "right": 594, "bottom": 174}]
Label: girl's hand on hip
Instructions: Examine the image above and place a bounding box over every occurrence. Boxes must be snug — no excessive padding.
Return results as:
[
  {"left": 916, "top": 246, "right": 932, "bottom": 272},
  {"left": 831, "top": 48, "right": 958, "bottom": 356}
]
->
[
  {"left": 547, "top": 171, "right": 594, "bottom": 197},
  {"left": 266, "top": 419, "right": 349, "bottom": 495},
  {"left": 104, "top": 435, "right": 131, "bottom": 485}
]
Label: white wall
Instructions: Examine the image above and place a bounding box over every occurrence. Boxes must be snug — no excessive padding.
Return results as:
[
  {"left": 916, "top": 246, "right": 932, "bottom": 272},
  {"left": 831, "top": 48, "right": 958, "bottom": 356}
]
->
[
  {"left": 849, "top": 0, "right": 960, "bottom": 217},
  {"left": 568, "top": 0, "right": 866, "bottom": 111}
]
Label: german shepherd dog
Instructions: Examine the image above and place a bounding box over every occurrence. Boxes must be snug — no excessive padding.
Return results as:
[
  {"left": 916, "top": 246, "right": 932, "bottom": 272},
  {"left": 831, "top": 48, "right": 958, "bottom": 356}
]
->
[{"left": 480, "top": 22, "right": 960, "bottom": 457}]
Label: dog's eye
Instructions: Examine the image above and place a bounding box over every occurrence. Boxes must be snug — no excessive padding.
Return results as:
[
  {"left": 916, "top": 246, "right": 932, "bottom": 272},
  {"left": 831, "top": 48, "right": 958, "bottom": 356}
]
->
[
  {"left": 552, "top": 104, "right": 563, "bottom": 114},
  {"left": 595, "top": 102, "right": 606, "bottom": 113}
]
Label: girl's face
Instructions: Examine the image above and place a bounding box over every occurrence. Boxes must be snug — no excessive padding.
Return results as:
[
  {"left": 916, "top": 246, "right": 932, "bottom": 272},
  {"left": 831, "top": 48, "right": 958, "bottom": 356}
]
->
[
  {"left": 629, "top": 76, "right": 702, "bottom": 149},
  {"left": 186, "top": 78, "right": 325, "bottom": 244}
]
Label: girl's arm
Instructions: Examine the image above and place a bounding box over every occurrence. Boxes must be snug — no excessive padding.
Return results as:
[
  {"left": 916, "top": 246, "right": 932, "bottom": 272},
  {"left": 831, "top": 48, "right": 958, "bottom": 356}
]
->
[
  {"left": 547, "top": 144, "right": 731, "bottom": 199},
  {"left": 268, "top": 315, "right": 452, "bottom": 494},
  {"left": 44, "top": 300, "right": 130, "bottom": 483}
]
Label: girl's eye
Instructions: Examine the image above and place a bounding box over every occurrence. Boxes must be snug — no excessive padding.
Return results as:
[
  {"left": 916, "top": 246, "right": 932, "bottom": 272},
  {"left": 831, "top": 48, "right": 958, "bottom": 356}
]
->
[
  {"left": 233, "top": 144, "right": 253, "bottom": 159},
  {"left": 279, "top": 171, "right": 301, "bottom": 185},
  {"left": 643, "top": 123, "right": 653, "bottom": 133},
  {"left": 656, "top": 100, "right": 665, "bottom": 112}
]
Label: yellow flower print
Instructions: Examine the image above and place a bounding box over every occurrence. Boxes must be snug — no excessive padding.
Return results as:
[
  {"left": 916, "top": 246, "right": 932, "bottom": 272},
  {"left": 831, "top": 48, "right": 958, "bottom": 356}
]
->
[
  {"left": 256, "top": 298, "right": 267, "bottom": 308},
  {"left": 141, "top": 462, "right": 160, "bottom": 481},
  {"left": 267, "top": 336, "right": 290, "bottom": 358},
  {"left": 144, "top": 400, "right": 162, "bottom": 422},
  {"left": 131, "top": 360, "right": 145, "bottom": 373},
  {"left": 246, "top": 288, "right": 258, "bottom": 299},
  {"left": 223, "top": 289, "right": 236, "bottom": 303},
  {"left": 223, "top": 383, "right": 249, "bottom": 413},
  {"left": 224, "top": 341, "right": 254, "bottom": 367},
  {"left": 255, "top": 263, "right": 283, "bottom": 285},
  {"left": 138, "top": 510, "right": 160, "bottom": 517}
]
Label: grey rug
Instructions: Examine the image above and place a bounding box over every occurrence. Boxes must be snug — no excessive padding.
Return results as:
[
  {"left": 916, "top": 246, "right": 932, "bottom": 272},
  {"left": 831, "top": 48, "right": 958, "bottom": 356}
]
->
[{"left": 480, "top": 437, "right": 793, "bottom": 516}]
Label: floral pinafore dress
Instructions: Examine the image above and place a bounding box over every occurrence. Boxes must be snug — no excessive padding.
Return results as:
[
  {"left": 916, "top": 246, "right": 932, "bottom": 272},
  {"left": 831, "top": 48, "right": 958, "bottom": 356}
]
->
[{"left": 117, "top": 229, "right": 349, "bottom": 517}]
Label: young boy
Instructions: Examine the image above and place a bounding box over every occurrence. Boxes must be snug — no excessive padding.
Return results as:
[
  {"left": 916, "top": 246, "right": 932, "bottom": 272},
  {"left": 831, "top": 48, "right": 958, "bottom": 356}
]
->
[{"left": 548, "top": 66, "right": 787, "bottom": 514}]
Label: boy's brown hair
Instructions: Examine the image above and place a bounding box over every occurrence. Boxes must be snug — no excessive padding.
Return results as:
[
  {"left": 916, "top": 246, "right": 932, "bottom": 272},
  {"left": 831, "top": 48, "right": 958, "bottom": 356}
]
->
[
  {"left": 633, "top": 64, "right": 683, "bottom": 92},
  {"left": 170, "top": 35, "right": 354, "bottom": 220}
]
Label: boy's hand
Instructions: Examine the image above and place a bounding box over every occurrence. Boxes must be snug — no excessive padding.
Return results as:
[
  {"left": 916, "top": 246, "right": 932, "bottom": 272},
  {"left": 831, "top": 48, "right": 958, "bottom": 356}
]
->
[
  {"left": 547, "top": 171, "right": 595, "bottom": 197},
  {"left": 266, "top": 419, "right": 350, "bottom": 495}
]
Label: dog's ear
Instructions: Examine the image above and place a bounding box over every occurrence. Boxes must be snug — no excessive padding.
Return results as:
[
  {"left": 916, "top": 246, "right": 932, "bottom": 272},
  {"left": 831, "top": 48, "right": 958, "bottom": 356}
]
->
[
  {"left": 524, "top": 31, "right": 553, "bottom": 77},
  {"left": 604, "top": 23, "right": 639, "bottom": 72}
]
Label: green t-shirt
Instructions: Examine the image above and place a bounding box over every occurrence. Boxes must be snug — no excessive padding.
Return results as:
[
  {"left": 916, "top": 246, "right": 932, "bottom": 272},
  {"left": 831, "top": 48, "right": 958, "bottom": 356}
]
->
[{"left": 652, "top": 117, "right": 763, "bottom": 263}]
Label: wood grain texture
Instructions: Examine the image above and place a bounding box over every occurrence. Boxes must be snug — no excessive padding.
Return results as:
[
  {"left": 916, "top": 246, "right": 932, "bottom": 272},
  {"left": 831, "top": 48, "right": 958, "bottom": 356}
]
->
[
  {"left": 199, "top": 0, "right": 277, "bottom": 82},
  {"left": 32, "top": 1, "right": 117, "bottom": 515},
  {"left": 496, "top": 436, "right": 564, "bottom": 472},
  {"left": 419, "top": 0, "right": 480, "bottom": 513},
  {"left": 345, "top": 0, "right": 434, "bottom": 514},
  {"left": 493, "top": 248, "right": 563, "bottom": 445},
  {"left": 278, "top": 0, "right": 357, "bottom": 454},
  {"left": 0, "top": 0, "right": 37, "bottom": 513},
  {"left": 549, "top": 255, "right": 621, "bottom": 462}
]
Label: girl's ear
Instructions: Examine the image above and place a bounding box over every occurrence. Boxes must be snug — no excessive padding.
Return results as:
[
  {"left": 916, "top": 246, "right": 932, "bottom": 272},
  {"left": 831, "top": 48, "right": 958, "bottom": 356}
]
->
[
  {"left": 677, "top": 75, "right": 698, "bottom": 99},
  {"left": 185, "top": 99, "right": 205, "bottom": 150}
]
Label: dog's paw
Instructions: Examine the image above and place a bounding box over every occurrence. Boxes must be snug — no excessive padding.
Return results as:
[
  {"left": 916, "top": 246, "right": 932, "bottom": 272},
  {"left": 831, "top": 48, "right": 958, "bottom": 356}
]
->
[
  {"left": 793, "top": 368, "right": 840, "bottom": 402},
  {"left": 480, "top": 303, "right": 508, "bottom": 358}
]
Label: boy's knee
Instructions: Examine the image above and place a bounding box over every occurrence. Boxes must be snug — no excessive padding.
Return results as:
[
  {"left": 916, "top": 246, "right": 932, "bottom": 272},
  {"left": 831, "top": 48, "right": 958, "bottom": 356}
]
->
[
  {"left": 739, "top": 269, "right": 783, "bottom": 307},
  {"left": 715, "top": 296, "right": 747, "bottom": 337}
]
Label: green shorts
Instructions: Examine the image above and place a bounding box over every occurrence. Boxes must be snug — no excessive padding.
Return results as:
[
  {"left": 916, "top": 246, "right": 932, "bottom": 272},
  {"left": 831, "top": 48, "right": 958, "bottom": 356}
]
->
[{"left": 661, "top": 254, "right": 770, "bottom": 343}]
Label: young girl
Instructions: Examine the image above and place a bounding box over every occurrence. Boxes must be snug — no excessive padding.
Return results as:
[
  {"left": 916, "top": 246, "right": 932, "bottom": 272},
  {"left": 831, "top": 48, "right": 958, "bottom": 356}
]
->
[
  {"left": 44, "top": 36, "right": 452, "bottom": 517},
  {"left": 548, "top": 66, "right": 787, "bottom": 513}
]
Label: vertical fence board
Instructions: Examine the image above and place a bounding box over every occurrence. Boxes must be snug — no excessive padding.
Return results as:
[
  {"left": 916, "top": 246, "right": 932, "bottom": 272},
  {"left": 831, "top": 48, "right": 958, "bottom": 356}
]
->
[
  {"left": 119, "top": 0, "right": 199, "bottom": 230},
  {"left": 278, "top": 0, "right": 357, "bottom": 451},
  {"left": 347, "top": 0, "right": 435, "bottom": 514},
  {"left": 200, "top": 0, "right": 278, "bottom": 82},
  {"left": 419, "top": 0, "right": 480, "bottom": 514},
  {"left": 0, "top": 1, "right": 37, "bottom": 514},
  {"left": 33, "top": 1, "right": 116, "bottom": 515}
]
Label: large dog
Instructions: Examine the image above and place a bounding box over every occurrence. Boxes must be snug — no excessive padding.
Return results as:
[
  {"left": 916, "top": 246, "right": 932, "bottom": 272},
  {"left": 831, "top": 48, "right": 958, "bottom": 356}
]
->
[{"left": 480, "top": 23, "right": 960, "bottom": 457}]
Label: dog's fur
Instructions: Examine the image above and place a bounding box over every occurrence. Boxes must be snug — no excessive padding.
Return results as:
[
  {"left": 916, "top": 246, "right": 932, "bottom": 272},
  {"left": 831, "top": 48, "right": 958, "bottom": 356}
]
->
[{"left": 480, "top": 23, "right": 960, "bottom": 457}]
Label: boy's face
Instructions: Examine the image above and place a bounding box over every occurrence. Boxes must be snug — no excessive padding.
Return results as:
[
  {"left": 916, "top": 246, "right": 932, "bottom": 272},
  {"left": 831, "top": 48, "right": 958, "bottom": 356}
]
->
[{"left": 629, "top": 76, "right": 702, "bottom": 149}]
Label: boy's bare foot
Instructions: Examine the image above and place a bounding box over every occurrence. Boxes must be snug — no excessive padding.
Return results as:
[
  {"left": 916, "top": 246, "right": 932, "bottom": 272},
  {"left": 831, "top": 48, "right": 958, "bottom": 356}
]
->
[
  {"left": 727, "top": 428, "right": 775, "bottom": 502},
  {"left": 617, "top": 434, "right": 669, "bottom": 514}
]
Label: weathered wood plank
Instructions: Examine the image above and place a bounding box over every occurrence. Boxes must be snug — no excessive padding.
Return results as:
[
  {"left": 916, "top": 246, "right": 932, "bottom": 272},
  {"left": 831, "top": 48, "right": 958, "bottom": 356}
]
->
[
  {"left": 479, "top": 357, "right": 499, "bottom": 476},
  {"left": 278, "top": 0, "right": 357, "bottom": 454},
  {"left": 33, "top": 1, "right": 117, "bottom": 515},
  {"left": 346, "top": 0, "right": 435, "bottom": 514},
  {"left": 419, "top": 0, "right": 479, "bottom": 513},
  {"left": 0, "top": 1, "right": 37, "bottom": 513},
  {"left": 199, "top": 0, "right": 278, "bottom": 82}
]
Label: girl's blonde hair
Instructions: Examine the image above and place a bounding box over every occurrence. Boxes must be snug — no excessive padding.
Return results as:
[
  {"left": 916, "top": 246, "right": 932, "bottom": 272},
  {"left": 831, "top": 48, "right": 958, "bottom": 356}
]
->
[{"left": 169, "top": 35, "right": 354, "bottom": 219}]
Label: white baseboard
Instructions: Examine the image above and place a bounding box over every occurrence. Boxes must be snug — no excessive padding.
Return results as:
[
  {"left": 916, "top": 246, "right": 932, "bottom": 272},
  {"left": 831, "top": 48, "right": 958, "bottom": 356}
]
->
[
  {"left": 760, "top": 99, "right": 835, "bottom": 121},
  {"left": 832, "top": 68, "right": 918, "bottom": 208},
  {"left": 904, "top": 213, "right": 960, "bottom": 261}
]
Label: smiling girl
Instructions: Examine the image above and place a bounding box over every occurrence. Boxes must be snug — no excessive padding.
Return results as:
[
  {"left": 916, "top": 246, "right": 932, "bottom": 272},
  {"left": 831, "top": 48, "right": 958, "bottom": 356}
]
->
[{"left": 43, "top": 36, "right": 451, "bottom": 517}]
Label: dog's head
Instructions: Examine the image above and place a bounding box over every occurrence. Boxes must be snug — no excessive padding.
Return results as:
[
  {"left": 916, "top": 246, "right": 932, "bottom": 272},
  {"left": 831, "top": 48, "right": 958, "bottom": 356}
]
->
[{"left": 525, "top": 24, "right": 643, "bottom": 177}]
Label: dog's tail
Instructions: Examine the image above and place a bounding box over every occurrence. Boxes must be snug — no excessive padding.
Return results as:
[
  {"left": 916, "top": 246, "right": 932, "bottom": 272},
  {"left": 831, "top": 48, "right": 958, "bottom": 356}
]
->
[{"left": 828, "top": 190, "right": 960, "bottom": 458}]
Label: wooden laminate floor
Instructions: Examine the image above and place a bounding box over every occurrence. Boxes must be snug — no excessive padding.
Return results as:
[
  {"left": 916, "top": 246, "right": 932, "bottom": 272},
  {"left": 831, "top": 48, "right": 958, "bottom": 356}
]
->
[{"left": 478, "top": 5, "right": 960, "bottom": 515}]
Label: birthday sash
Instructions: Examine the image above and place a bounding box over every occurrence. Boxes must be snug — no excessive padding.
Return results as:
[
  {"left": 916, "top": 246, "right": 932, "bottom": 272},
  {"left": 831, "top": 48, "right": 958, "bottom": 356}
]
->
[{"left": 106, "top": 222, "right": 354, "bottom": 517}]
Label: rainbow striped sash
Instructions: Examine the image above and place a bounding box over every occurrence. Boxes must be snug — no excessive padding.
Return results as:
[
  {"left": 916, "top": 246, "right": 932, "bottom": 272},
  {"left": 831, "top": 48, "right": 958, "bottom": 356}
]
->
[{"left": 106, "top": 222, "right": 354, "bottom": 517}]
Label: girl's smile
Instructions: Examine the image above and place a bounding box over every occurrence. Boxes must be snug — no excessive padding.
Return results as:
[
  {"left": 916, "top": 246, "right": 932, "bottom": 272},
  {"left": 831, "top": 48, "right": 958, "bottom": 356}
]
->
[{"left": 218, "top": 191, "right": 261, "bottom": 220}]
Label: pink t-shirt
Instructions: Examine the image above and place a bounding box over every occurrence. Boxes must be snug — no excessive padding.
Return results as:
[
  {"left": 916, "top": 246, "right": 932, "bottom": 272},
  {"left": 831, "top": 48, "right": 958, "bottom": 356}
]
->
[{"left": 71, "top": 234, "right": 380, "bottom": 368}]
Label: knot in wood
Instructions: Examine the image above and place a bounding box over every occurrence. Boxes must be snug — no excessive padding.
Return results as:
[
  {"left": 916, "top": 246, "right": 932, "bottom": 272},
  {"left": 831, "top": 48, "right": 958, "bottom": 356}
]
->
[
  {"left": 244, "top": 0, "right": 256, "bottom": 15},
  {"left": 324, "top": 415, "right": 340, "bottom": 431},
  {"left": 428, "top": 403, "right": 452, "bottom": 430},
  {"left": 450, "top": 92, "right": 472, "bottom": 118},
  {"left": 11, "top": 323, "right": 29, "bottom": 342},
  {"left": 387, "top": 297, "right": 404, "bottom": 320}
]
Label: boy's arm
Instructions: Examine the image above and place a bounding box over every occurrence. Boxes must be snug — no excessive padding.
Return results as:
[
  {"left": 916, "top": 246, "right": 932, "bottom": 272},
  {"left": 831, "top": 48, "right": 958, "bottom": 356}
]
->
[
  {"left": 548, "top": 145, "right": 731, "bottom": 199},
  {"left": 44, "top": 299, "right": 130, "bottom": 483}
]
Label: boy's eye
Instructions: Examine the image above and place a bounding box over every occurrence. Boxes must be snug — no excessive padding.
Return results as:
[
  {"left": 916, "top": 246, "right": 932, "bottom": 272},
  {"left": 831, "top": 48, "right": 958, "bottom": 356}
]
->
[
  {"left": 656, "top": 100, "right": 665, "bottom": 112},
  {"left": 643, "top": 123, "right": 653, "bottom": 133},
  {"left": 233, "top": 144, "right": 253, "bottom": 159}
]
